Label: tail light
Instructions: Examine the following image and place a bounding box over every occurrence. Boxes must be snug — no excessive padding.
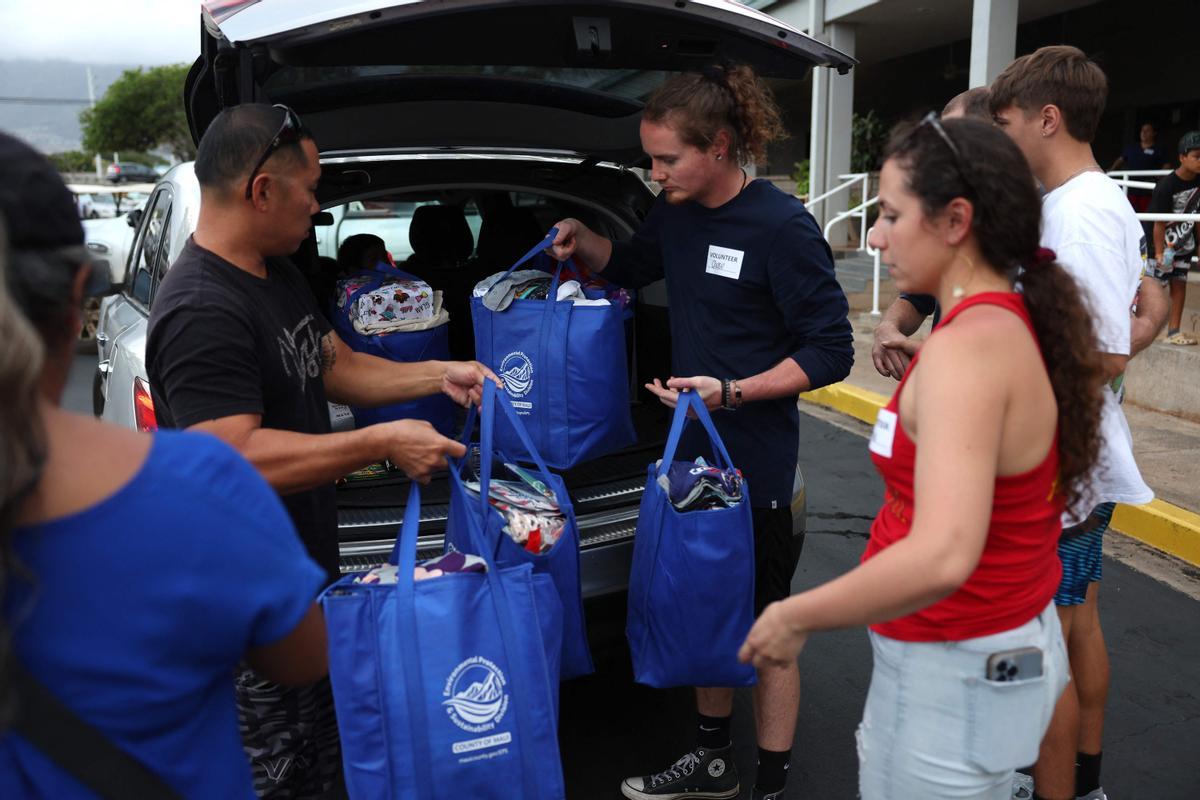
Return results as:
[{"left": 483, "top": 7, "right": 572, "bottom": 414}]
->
[{"left": 133, "top": 377, "right": 158, "bottom": 433}]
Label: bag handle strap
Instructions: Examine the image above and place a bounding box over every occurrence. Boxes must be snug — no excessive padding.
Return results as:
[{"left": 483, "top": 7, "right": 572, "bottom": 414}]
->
[
  {"left": 11, "top": 663, "right": 184, "bottom": 800},
  {"left": 456, "top": 381, "right": 556, "bottom": 489},
  {"left": 657, "top": 390, "right": 735, "bottom": 477},
  {"left": 498, "top": 227, "right": 559, "bottom": 282},
  {"left": 391, "top": 482, "right": 438, "bottom": 793},
  {"left": 469, "top": 383, "right": 542, "bottom": 797}
]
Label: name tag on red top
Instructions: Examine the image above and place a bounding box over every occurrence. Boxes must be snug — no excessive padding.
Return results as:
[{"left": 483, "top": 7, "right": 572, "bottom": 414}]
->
[{"left": 869, "top": 408, "right": 898, "bottom": 459}]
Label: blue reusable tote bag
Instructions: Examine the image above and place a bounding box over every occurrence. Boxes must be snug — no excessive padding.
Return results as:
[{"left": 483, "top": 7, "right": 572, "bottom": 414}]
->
[
  {"left": 319, "top": 481, "right": 566, "bottom": 800},
  {"left": 626, "top": 390, "right": 757, "bottom": 689},
  {"left": 471, "top": 229, "right": 635, "bottom": 469},
  {"left": 445, "top": 380, "right": 594, "bottom": 680},
  {"left": 333, "top": 265, "right": 455, "bottom": 434}
]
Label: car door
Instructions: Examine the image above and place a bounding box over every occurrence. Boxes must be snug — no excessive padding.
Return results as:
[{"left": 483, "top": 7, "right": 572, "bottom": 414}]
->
[{"left": 100, "top": 185, "right": 173, "bottom": 429}]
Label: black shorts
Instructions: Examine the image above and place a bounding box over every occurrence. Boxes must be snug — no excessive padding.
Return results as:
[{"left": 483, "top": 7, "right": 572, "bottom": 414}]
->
[
  {"left": 235, "top": 667, "right": 345, "bottom": 799},
  {"left": 752, "top": 506, "right": 803, "bottom": 616}
]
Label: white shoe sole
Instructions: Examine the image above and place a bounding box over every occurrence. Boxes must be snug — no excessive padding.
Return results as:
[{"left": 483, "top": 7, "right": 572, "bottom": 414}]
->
[{"left": 619, "top": 781, "right": 740, "bottom": 800}]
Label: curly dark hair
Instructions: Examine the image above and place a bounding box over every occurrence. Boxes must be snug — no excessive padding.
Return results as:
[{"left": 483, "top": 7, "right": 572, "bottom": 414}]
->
[
  {"left": 643, "top": 63, "right": 786, "bottom": 165},
  {"left": 883, "top": 117, "right": 1104, "bottom": 512}
]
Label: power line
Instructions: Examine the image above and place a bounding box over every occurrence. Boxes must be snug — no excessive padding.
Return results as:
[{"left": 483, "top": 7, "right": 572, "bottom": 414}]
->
[{"left": 0, "top": 96, "right": 92, "bottom": 106}]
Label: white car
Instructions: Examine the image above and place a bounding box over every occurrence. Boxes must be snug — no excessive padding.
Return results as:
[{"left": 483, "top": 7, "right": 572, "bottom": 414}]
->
[
  {"left": 78, "top": 193, "right": 118, "bottom": 219},
  {"left": 95, "top": 0, "right": 851, "bottom": 587}
]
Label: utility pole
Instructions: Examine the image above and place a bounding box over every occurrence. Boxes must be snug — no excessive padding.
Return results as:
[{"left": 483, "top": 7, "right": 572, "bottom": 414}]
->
[{"left": 87, "top": 67, "right": 102, "bottom": 178}]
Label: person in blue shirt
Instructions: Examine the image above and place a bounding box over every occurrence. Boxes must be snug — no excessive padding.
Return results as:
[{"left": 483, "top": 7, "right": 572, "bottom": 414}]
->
[
  {"left": 551, "top": 63, "right": 853, "bottom": 800},
  {"left": 870, "top": 89, "right": 990, "bottom": 380},
  {"left": 0, "top": 132, "right": 329, "bottom": 799}
]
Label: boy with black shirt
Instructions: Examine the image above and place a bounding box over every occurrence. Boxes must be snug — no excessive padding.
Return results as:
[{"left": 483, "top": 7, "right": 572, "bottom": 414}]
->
[{"left": 1149, "top": 131, "right": 1200, "bottom": 345}]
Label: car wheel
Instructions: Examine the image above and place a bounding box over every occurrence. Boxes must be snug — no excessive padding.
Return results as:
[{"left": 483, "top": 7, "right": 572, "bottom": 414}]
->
[
  {"left": 77, "top": 296, "right": 101, "bottom": 354},
  {"left": 92, "top": 365, "right": 106, "bottom": 418}
]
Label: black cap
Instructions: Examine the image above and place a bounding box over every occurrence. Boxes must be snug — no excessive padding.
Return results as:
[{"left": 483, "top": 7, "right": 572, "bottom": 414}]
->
[
  {"left": 1179, "top": 131, "right": 1200, "bottom": 155},
  {"left": 0, "top": 131, "right": 84, "bottom": 250}
]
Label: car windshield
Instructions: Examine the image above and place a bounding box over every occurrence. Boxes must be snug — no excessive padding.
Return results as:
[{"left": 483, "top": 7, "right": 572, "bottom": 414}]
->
[{"left": 265, "top": 65, "right": 668, "bottom": 101}]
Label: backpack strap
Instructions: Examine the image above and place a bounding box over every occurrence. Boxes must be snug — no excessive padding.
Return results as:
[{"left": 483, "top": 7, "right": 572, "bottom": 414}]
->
[{"left": 10, "top": 662, "right": 183, "bottom": 800}]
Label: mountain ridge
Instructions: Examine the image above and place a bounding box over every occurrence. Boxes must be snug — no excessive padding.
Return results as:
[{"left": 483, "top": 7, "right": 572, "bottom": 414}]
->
[{"left": 0, "top": 59, "right": 148, "bottom": 152}]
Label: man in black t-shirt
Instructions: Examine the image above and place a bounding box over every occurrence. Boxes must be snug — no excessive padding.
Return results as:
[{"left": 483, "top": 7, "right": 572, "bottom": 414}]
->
[
  {"left": 1149, "top": 131, "right": 1200, "bottom": 345},
  {"left": 147, "top": 104, "right": 494, "bottom": 798}
]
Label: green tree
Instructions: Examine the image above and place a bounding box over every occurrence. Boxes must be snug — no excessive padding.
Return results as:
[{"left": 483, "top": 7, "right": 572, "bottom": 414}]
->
[
  {"left": 791, "top": 159, "right": 810, "bottom": 198},
  {"left": 851, "top": 110, "right": 888, "bottom": 173},
  {"left": 80, "top": 64, "right": 195, "bottom": 162},
  {"left": 47, "top": 150, "right": 94, "bottom": 172}
]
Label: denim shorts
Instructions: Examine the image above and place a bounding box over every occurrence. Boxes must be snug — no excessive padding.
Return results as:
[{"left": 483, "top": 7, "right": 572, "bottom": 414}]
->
[{"left": 857, "top": 603, "right": 1070, "bottom": 800}]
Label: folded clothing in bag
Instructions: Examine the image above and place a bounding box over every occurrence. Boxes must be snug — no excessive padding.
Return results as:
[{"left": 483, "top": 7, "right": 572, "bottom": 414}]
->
[
  {"left": 337, "top": 273, "right": 448, "bottom": 334},
  {"left": 473, "top": 270, "right": 609, "bottom": 311},
  {"left": 356, "top": 548, "right": 489, "bottom": 584},
  {"left": 463, "top": 459, "right": 568, "bottom": 555},
  {"left": 656, "top": 457, "right": 745, "bottom": 512}
]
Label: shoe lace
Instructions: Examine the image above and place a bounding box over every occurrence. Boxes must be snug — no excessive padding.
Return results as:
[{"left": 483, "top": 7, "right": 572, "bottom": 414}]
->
[{"left": 647, "top": 751, "right": 701, "bottom": 788}]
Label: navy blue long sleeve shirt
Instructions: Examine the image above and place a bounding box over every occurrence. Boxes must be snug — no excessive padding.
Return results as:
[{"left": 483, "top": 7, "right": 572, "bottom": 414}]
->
[{"left": 605, "top": 180, "right": 853, "bottom": 507}]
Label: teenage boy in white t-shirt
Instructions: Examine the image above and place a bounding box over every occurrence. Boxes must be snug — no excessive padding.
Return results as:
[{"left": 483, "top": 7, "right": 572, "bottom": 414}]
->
[{"left": 991, "top": 46, "right": 1167, "bottom": 800}]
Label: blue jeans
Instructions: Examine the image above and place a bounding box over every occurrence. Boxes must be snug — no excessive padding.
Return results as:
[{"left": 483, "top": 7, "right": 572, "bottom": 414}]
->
[{"left": 857, "top": 603, "right": 1069, "bottom": 799}]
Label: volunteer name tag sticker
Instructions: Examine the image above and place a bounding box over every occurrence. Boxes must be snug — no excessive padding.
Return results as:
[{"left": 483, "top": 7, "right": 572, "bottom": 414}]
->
[
  {"left": 869, "top": 408, "right": 898, "bottom": 459},
  {"left": 705, "top": 245, "right": 744, "bottom": 280}
]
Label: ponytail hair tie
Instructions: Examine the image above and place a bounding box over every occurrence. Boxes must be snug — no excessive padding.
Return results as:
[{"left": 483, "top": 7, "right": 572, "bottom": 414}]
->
[
  {"left": 1032, "top": 247, "right": 1056, "bottom": 266},
  {"left": 701, "top": 64, "right": 730, "bottom": 91}
]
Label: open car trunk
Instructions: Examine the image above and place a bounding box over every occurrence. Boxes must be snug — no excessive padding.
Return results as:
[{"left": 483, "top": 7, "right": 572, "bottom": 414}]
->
[{"left": 190, "top": 0, "right": 856, "bottom": 161}]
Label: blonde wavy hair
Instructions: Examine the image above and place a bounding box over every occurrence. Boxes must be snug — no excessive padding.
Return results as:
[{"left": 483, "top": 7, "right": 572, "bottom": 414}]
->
[{"left": 0, "top": 216, "right": 49, "bottom": 726}]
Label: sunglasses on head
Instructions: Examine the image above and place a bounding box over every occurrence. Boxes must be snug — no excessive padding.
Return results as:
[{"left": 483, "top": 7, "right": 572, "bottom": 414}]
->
[
  {"left": 913, "top": 110, "right": 974, "bottom": 193},
  {"left": 244, "top": 104, "right": 304, "bottom": 200}
]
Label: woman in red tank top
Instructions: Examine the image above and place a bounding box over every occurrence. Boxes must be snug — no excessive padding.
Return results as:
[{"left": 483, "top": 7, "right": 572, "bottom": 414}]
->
[{"left": 738, "top": 116, "right": 1105, "bottom": 798}]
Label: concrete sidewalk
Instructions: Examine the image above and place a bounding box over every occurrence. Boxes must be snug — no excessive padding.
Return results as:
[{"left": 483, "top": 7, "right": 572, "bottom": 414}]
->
[{"left": 800, "top": 284, "right": 1200, "bottom": 568}]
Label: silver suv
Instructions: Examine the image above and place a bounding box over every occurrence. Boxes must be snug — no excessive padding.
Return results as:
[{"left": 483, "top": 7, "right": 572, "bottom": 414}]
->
[{"left": 96, "top": 0, "right": 853, "bottom": 597}]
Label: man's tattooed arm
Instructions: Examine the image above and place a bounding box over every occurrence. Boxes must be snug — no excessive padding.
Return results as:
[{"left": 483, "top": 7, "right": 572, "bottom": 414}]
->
[{"left": 321, "top": 331, "right": 338, "bottom": 373}]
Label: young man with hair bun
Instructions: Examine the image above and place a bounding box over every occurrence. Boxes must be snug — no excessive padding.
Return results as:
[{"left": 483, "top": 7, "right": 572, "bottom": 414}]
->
[{"left": 553, "top": 63, "right": 853, "bottom": 800}]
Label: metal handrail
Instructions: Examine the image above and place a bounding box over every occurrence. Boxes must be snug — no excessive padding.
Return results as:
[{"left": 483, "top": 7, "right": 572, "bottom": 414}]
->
[
  {"left": 804, "top": 172, "right": 868, "bottom": 213},
  {"left": 1136, "top": 213, "right": 1200, "bottom": 223},
  {"left": 1107, "top": 168, "right": 1170, "bottom": 191},
  {"left": 1107, "top": 169, "right": 1172, "bottom": 177},
  {"left": 1111, "top": 179, "right": 1157, "bottom": 190},
  {"left": 823, "top": 192, "right": 883, "bottom": 315},
  {"left": 837, "top": 168, "right": 1193, "bottom": 319}
]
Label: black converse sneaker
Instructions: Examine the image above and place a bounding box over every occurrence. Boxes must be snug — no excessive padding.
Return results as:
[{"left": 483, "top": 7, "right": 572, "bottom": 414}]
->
[{"left": 620, "top": 745, "right": 740, "bottom": 800}]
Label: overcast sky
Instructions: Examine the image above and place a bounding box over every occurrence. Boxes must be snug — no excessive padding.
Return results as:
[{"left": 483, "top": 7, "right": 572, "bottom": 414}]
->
[{"left": 0, "top": 1, "right": 199, "bottom": 65}]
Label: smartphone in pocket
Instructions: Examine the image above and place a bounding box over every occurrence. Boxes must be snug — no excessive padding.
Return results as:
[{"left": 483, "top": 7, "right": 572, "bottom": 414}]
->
[{"left": 985, "top": 647, "right": 1044, "bottom": 682}]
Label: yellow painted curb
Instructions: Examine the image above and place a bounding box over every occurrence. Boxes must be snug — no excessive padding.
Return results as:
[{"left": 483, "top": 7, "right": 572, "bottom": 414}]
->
[
  {"left": 800, "top": 383, "right": 888, "bottom": 426},
  {"left": 1110, "top": 500, "right": 1200, "bottom": 567},
  {"left": 801, "top": 381, "right": 1200, "bottom": 567}
]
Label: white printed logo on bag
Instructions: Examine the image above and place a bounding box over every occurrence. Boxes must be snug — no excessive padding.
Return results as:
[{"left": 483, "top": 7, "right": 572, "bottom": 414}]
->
[
  {"left": 499, "top": 351, "right": 534, "bottom": 410},
  {"left": 705, "top": 245, "right": 744, "bottom": 280},
  {"left": 868, "top": 408, "right": 898, "bottom": 459},
  {"left": 443, "top": 656, "right": 510, "bottom": 734}
]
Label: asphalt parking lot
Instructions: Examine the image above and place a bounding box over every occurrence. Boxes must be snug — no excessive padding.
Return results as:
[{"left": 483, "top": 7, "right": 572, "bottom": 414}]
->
[{"left": 66, "top": 354, "right": 1199, "bottom": 798}]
